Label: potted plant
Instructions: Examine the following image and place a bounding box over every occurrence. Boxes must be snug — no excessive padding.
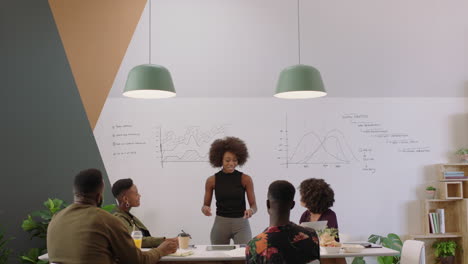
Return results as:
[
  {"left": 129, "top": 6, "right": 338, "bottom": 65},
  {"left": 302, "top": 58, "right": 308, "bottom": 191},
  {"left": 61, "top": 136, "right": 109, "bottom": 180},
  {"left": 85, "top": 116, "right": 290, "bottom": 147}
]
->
[
  {"left": 351, "top": 233, "right": 402, "bottom": 264},
  {"left": 433, "top": 240, "right": 456, "bottom": 264},
  {"left": 455, "top": 148, "right": 468, "bottom": 163},
  {"left": 426, "top": 186, "right": 437, "bottom": 199}
]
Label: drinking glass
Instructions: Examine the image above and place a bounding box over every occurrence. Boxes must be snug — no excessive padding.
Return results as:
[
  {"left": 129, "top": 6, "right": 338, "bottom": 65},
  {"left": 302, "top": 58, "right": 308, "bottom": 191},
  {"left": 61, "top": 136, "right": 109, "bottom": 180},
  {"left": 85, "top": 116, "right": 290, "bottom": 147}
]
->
[{"left": 131, "top": 231, "right": 143, "bottom": 249}]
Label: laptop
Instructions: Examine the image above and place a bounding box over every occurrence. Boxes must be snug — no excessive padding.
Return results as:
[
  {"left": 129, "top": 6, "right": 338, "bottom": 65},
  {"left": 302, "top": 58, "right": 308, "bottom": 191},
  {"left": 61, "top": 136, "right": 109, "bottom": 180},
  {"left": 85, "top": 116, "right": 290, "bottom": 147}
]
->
[{"left": 300, "top": 220, "right": 328, "bottom": 231}]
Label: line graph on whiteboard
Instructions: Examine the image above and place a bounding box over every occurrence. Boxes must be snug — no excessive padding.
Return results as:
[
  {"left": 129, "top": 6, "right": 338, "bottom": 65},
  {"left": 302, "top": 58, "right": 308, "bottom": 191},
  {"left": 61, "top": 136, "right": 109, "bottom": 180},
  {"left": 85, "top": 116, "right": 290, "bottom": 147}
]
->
[
  {"left": 154, "top": 125, "right": 229, "bottom": 167},
  {"left": 277, "top": 114, "right": 376, "bottom": 173}
]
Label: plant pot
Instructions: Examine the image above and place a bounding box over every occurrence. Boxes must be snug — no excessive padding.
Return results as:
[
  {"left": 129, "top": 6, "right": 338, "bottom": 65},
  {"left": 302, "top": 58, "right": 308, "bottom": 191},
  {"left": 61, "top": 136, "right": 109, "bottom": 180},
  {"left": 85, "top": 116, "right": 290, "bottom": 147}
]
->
[
  {"left": 440, "top": 256, "right": 455, "bottom": 264},
  {"left": 460, "top": 154, "right": 468, "bottom": 163},
  {"left": 426, "top": 190, "right": 436, "bottom": 199}
]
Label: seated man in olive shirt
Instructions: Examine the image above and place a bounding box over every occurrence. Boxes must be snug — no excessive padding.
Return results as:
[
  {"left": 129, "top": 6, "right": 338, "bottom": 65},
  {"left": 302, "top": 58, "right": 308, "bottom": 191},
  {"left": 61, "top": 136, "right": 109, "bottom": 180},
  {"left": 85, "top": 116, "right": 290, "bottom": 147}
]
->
[{"left": 47, "top": 168, "right": 177, "bottom": 264}]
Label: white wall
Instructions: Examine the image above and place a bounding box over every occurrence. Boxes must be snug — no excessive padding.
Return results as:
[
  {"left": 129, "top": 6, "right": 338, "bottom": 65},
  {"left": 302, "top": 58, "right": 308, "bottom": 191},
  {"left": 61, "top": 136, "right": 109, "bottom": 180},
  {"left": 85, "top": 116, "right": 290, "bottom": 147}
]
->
[
  {"left": 108, "top": 0, "right": 468, "bottom": 98},
  {"left": 95, "top": 98, "right": 468, "bottom": 246}
]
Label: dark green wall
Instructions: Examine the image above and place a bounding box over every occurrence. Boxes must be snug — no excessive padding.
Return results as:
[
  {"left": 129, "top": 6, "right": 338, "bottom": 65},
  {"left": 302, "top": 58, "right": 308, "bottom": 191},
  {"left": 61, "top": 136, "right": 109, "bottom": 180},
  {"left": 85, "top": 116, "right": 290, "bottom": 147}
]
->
[{"left": 0, "top": 0, "right": 114, "bottom": 262}]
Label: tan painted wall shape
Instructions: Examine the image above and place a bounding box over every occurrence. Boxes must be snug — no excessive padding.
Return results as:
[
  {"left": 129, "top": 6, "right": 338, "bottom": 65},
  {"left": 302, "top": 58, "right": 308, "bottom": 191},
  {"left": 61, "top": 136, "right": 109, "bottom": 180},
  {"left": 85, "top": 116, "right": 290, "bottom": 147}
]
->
[{"left": 49, "top": 0, "right": 147, "bottom": 129}]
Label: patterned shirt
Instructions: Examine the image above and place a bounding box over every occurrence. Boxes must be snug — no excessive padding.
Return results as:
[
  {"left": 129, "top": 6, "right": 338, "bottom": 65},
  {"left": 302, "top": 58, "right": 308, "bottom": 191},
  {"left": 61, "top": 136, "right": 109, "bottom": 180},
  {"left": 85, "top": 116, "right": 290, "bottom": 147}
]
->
[{"left": 246, "top": 222, "right": 320, "bottom": 264}]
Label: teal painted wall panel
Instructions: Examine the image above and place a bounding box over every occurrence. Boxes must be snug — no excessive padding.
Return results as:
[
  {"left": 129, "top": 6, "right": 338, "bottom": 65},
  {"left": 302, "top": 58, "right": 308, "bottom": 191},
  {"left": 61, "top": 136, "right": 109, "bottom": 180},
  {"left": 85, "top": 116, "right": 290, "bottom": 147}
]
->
[{"left": 0, "top": 0, "right": 114, "bottom": 262}]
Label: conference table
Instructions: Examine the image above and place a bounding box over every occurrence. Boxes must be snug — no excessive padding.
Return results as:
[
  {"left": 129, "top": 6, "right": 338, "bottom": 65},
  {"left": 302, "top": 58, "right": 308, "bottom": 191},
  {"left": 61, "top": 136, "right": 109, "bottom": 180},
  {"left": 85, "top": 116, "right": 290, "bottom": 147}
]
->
[{"left": 39, "top": 243, "right": 399, "bottom": 264}]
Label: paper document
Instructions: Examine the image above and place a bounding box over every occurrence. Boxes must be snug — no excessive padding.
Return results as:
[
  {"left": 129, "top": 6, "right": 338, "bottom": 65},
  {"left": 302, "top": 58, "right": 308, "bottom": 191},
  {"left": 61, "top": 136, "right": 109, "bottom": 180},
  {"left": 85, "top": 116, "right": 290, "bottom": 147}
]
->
[
  {"left": 168, "top": 250, "right": 194, "bottom": 257},
  {"left": 225, "top": 247, "right": 246, "bottom": 257}
]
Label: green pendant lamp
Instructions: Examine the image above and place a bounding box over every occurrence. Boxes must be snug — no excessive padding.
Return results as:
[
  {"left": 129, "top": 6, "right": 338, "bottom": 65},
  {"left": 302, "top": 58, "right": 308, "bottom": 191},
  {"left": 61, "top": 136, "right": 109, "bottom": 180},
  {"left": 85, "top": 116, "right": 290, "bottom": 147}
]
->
[
  {"left": 123, "top": 0, "right": 176, "bottom": 99},
  {"left": 275, "top": 64, "right": 325, "bottom": 99},
  {"left": 274, "top": 0, "right": 326, "bottom": 99},
  {"left": 123, "top": 64, "right": 175, "bottom": 98}
]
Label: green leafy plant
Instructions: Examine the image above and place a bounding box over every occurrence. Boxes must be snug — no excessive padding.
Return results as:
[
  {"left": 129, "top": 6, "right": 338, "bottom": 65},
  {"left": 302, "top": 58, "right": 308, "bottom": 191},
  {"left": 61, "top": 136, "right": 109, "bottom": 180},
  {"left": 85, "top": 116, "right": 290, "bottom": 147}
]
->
[
  {"left": 20, "top": 198, "right": 67, "bottom": 264},
  {"left": 455, "top": 148, "right": 468, "bottom": 155},
  {"left": 20, "top": 248, "right": 48, "bottom": 264},
  {"left": 101, "top": 204, "right": 117, "bottom": 213},
  {"left": 22, "top": 199, "right": 67, "bottom": 240},
  {"left": 21, "top": 198, "right": 117, "bottom": 264},
  {"left": 352, "top": 233, "right": 402, "bottom": 264},
  {"left": 426, "top": 186, "right": 436, "bottom": 191},
  {"left": 433, "top": 240, "right": 456, "bottom": 258},
  {"left": 0, "top": 228, "right": 14, "bottom": 264},
  {"left": 316, "top": 228, "right": 339, "bottom": 239}
]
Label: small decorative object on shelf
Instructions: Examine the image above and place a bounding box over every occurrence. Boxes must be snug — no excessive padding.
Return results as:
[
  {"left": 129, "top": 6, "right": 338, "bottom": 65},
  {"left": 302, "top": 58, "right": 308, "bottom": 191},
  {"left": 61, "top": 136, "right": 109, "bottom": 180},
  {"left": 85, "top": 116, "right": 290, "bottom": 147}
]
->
[
  {"left": 433, "top": 240, "right": 456, "bottom": 264},
  {"left": 455, "top": 148, "right": 468, "bottom": 163},
  {"left": 426, "top": 186, "right": 437, "bottom": 199}
]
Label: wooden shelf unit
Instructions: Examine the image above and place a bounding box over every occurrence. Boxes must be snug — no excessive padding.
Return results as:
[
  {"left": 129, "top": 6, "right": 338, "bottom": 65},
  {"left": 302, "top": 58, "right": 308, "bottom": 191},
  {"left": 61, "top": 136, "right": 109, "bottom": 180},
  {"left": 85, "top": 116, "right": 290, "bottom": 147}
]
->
[
  {"left": 422, "top": 200, "right": 462, "bottom": 234},
  {"left": 438, "top": 164, "right": 468, "bottom": 178},
  {"left": 411, "top": 164, "right": 468, "bottom": 264},
  {"left": 411, "top": 233, "right": 462, "bottom": 239},
  {"left": 440, "top": 181, "right": 463, "bottom": 199},
  {"left": 438, "top": 164, "right": 468, "bottom": 198}
]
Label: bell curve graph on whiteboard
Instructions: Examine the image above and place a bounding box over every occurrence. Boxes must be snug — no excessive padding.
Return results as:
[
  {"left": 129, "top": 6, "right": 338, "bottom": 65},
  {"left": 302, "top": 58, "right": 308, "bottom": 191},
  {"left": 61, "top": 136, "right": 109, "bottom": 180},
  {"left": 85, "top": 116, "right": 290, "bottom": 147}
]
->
[{"left": 277, "top": 114, "right": 377, "bottom": 173}]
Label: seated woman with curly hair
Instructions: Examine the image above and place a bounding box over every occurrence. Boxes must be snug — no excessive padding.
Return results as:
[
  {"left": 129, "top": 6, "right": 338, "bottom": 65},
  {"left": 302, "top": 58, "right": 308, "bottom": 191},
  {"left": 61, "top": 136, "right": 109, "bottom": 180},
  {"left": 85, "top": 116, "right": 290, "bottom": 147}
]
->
[
  {"left": 201, "top": 136, "right": 257, "bottom": 245},
  {"left": 299, "top": 178, "right": 345, "bottom": 264},
  {"left": 299, "top": 178, "right": 339, "bottom": 233}
]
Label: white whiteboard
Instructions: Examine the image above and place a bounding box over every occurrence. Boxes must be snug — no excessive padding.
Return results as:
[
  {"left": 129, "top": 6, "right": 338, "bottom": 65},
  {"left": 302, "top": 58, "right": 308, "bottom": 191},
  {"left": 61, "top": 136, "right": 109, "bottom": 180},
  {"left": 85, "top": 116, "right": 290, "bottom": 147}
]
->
[{"left": 94, "top": 97, "right": 467, "bottom": 246}]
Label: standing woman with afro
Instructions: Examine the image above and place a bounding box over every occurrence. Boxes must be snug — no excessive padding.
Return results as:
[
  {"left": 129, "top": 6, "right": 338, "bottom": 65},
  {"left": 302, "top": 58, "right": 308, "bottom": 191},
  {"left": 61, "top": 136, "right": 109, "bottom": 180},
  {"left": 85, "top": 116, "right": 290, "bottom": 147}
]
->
[{"left": 202, "top": 136, "right": 257, "bottom": 245}]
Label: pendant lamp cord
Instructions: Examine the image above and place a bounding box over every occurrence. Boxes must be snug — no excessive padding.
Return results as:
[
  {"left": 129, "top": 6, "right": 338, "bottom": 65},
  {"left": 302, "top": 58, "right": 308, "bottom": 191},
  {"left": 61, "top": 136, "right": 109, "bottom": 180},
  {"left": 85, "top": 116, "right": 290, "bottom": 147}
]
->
[
  {"left": 297, "top": 0, "right": 301, "bottom": 65},
  {"left": 149, "top": 0, "right": 152, "bottom": 64}
]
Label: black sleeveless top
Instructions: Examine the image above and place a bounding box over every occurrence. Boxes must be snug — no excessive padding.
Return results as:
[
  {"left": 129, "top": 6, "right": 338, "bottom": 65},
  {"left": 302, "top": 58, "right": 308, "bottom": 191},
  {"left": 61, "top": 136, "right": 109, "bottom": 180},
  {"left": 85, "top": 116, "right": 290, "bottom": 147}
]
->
[{"left": 214, "top": 170, "right": 246, "bottom": 218}]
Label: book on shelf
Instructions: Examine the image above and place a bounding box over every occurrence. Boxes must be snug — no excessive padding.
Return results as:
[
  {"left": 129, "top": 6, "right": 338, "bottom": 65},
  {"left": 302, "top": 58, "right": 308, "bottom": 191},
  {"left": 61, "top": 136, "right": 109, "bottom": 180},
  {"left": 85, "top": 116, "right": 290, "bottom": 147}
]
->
[
  {"left": 429, "top": 213, "right": 436, "bottom": 233},
  {"left": 436, "top": 208, "right": 445, "bottom": 234},
  {"left": 444, "top": 176, "right": 468, "bottom": 180},
  {"left": 444, "top": 171, "right": 465, "bottom": 176},
  {"left": 443, "top": 171, "right": 466, "bottom": 180},
  {"left": 428, "top": 210, "right": 446, "bottom": 234}
]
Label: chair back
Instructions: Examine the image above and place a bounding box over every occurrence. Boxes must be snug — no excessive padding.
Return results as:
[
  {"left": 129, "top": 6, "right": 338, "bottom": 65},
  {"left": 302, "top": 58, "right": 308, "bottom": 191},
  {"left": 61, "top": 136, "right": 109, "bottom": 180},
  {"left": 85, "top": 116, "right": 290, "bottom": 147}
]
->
[{"left": 401, "top": 240, "right": 425, "bottom": 264}]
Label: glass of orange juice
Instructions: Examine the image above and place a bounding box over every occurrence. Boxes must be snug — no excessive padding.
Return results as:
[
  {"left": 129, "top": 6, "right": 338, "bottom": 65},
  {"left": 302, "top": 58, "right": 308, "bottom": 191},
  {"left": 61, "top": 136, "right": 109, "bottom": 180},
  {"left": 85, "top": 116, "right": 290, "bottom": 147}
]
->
[{"left": 131, "top": 231, "right": 143, "bottom": 249}]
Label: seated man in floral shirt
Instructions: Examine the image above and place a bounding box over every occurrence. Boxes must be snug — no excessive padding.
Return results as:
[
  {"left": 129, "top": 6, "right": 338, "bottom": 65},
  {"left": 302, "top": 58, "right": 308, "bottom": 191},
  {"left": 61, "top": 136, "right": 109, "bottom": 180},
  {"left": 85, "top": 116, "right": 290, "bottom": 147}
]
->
[{"left": 246, "top": 180, "right": 320, "bottom": 264}]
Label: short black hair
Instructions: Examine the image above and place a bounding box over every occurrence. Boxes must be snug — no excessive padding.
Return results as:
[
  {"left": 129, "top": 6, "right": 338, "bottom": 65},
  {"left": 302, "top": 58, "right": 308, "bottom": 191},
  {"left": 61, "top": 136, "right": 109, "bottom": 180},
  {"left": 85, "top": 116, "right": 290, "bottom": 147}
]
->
[
  {"left": 299, "top": 178, "right": 335, "bottom": 214},
  {"left": 111, "top": 178, "right": 133, "bottom": 198},
  {"left": 268, "top": 180, "right": 295, "bottom": 202},
  {"left": 74, "top": 168, "right": 103, "bottom": 194}
]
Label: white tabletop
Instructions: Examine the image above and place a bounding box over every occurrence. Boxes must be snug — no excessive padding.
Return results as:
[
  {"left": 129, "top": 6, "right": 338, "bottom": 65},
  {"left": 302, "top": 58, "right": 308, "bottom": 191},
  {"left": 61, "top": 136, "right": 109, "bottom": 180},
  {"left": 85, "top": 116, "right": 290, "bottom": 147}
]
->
[
  {"left": 160, "top": 245, "right": 399, "bottom": 261},
  {"left": 160, "top": 246, "right": 244, "bottom": 262},
  {"left": 319, "top": 246, "right": 399, "bottom": 258},
  {"left": 39, "top": 244, "right": 399, "bottom": 261}
]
